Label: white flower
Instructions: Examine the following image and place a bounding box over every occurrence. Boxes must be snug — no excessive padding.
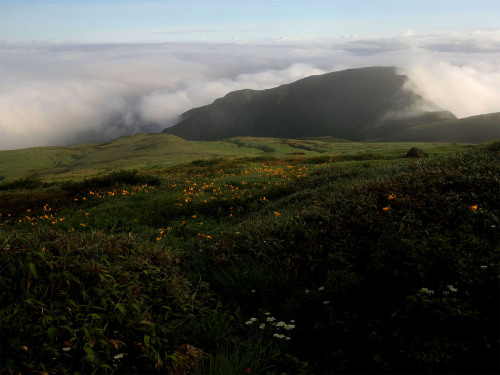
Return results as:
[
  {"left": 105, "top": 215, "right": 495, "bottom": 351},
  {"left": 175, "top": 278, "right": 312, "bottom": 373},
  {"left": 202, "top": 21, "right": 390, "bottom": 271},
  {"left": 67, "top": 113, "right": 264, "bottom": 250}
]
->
[
  {"left": 273, "top": 333, "right": 285, "bottom": 339},
  {"left": 283, "top": 324, "right": 296, "bottom": 330},
  {"left": 305, "top": 289, "right": 310, "bottom": 293},
  {"left": 447, "top": 285, "right": 458, "bottom": 293},
  {"left": 113, "top": 353, "right": 124, "bottom": 360},
  {"left": 275, "top": 321, "right": 285, "bottom": 327},
  {"left": 290, "top": 320, "right": 295, "bottom": 323},
  {"left": 264, "top": 312, "right": 271, "bottom": 315},
  {"left": 480, "top": 265, "right": 488, "bottom": 269},
  {"left": 245, "top": 317, "right": 257, "bottom": 325},
  {"left": 323, "top": 300, "right": 330, "bottom": 305},
  {"left": 62, "top": 347, "right": 71, "bottom": 352},
  {"left": 285, "top": 336, "right": 291, "bottom": 340},
  {"left": 419, "top": 287, "right": 435, "bottom": 296},
  {"left": 318, "top": 286, "right": 325, "bottom": 291},
  {"left": 259, "top": 323, "right": 266, "bottom": 329},
  {"left": 266, "top": 317, "right": 276, "bottom": 322},
  {"left": 250, "top": 289, "right": 256, "bottom": 293}
]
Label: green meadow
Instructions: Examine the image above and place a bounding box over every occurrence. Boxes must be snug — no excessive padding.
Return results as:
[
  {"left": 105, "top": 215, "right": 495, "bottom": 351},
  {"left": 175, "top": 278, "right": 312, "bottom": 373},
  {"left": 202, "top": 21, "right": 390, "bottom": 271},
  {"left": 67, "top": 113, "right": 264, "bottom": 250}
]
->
[
  {"left": 0, "top": 139, "right": 498, "bottom": 374},
  {"left": 0, "top": 134, "right": 470, "bottom": 182}
]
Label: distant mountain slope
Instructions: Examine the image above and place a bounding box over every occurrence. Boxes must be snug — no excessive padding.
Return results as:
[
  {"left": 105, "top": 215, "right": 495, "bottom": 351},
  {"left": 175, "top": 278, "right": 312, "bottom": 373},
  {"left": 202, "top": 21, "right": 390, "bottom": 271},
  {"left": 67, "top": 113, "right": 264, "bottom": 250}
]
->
[
  {"left": 162, "top": 66, "right": 455, "bottom": 141},
  {"left": 376, "top": 113, "right": 500, "bottom": 143}
]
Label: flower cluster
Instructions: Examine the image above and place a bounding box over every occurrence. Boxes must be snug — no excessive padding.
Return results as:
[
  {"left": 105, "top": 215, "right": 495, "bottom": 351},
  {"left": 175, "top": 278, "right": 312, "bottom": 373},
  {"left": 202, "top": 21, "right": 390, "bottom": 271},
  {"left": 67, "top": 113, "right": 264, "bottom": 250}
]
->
[
  {"left": 419, "top": 287, "right": 435, "bottom": 296},
  {"left": 245, "top": 312, "right": 296, "bottom": 341}
]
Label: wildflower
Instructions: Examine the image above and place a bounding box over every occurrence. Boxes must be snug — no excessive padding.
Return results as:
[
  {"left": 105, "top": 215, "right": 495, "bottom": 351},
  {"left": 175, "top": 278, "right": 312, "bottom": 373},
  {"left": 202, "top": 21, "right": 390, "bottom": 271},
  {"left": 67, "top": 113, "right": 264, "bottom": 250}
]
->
[
  {"left": 259, "top": 323, "right": 266, "bottom": 329},
  {"left": 323, "top": 301, "right": 330, "bottom": 305},
  {"left": 264, "top": 312, "right": 271, "bottom": 315},
  {"left": 250, "top": 289, "right": 255, "bottom": 293},
  {"left": 305, "top": 289, "right": 310, "bottom": 293},
  {"left": 113, "top": 353, "right": 124, "bottom": 360},
  {"left": 382, "top": 206, "right": 391, "bottom": 211},
  {"left": 62, "top": 347, "right": 71, "bottom": 352},
  {"left": 470, "top": 205, "right": 478, "bottom": 211},
  {"left": 245, "top": 317, "right": 257, "bottom": 325},
  {"left": 266, "top": 316, "right": 276, "bottom": 322},
  {"left": 285, "top": 336, "right": 291, "bottom": 340},
  {"left": 447, "top": 285, "right": 458, "bottom": 293},
  {"left": 273, "top": 333, "right": 286, "bottom": 339},
  {"left": 419, "top": 287, "right": 435, "bottom": 295},
  {"left": 388, "top": 194, "right": 395, "bottom": 200},
  {"left": 318, "top": 286, "right": 325, "bottom": 291},
  {"left": 274, "top": 212, "right": 282, "bottom": 217},
  {"left": 283, "top": 324, "right": 295, "bottom": 330},
  {"left": 246, "top": 368, "right": 251, "bottom": 374},
  {"left": 480, "top": 265, "right": 488, "bottom": 269}
]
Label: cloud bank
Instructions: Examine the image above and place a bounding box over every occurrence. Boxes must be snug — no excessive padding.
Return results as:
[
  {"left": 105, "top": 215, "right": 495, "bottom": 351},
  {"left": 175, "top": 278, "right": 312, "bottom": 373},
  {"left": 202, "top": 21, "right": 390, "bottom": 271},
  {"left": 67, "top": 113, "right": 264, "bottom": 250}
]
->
[{"left": 1, "top": 31, "right": 499, "bottom": 150}]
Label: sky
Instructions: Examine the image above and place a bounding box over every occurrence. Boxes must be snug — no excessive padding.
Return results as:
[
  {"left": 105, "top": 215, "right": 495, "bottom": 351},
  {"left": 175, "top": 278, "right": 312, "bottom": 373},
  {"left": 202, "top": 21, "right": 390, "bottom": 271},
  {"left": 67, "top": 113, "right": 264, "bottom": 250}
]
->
[{"left": 0, "top": 0, "right": 499, "bottom": 150}]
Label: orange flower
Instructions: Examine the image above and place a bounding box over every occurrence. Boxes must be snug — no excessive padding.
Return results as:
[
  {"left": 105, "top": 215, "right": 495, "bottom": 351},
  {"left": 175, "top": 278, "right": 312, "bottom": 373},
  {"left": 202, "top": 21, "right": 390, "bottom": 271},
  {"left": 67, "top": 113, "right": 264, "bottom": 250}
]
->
[
  {"left": 274, "top": 211, "right": 282, "bottom": 217},
  {"left": 382, "top": 207, "right": 391, "bottom": 211},
  {"left": 388, "top": 195, "right": 395, "bottom": 201},
  {"left": 470, "top": 205, "right": 478, "bottom": 211}
]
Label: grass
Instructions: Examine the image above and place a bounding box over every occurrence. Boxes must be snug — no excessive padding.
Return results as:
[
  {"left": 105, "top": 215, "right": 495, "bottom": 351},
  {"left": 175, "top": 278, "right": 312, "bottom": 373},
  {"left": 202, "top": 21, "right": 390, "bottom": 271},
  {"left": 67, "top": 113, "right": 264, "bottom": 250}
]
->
[
  {"left": 0, "top": 133, "right": 474, "bottom": 182},
  {"left": 0, "top": 141, "right": 498, "bottom": 374}
]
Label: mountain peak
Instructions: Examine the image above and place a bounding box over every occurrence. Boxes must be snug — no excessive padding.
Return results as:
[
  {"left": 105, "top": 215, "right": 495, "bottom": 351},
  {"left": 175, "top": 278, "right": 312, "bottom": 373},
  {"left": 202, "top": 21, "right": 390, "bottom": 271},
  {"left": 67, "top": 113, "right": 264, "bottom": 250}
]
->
[{"left": 163, "top": 66, "right": 455, "bottom": 141}]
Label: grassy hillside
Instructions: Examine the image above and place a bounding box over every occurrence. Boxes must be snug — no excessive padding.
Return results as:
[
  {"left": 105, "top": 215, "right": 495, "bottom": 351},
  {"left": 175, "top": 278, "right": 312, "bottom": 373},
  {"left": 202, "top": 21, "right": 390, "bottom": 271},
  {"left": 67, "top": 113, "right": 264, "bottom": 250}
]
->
[
  {"left": 163, "top": 67, "right": 455, "bottom": 141},
  {"left": 1, "top": 142, "right": 498, "bottom": 374},
  {"left": 377, "top": 112, "right": 500, "bottom": 143},
  {"left": 0, "top": 133, "right": 473, "bottom": 183}
]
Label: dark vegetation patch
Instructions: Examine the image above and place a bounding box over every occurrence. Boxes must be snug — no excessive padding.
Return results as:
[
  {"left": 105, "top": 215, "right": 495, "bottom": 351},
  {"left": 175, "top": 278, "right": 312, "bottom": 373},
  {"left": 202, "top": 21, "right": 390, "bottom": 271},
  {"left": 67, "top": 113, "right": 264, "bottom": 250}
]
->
[{"left": 1, "top": 142, "right": 499, "bottom": 374}]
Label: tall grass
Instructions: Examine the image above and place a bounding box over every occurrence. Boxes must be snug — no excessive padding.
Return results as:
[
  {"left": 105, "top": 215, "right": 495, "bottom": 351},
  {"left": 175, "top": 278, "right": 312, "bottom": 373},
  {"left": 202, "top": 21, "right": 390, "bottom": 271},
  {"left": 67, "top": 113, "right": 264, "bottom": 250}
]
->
[{"left": 1, "top": 143, "right": 498, "bottom": 373}]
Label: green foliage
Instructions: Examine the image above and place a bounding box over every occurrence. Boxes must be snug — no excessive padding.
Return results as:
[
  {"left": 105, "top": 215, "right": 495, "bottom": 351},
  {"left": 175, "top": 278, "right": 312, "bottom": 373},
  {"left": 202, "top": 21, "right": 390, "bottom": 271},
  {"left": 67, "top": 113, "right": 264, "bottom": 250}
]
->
[
  {"left": 61, "top": 170, "right": 161, "bottom": 194},
  {"left": 1, "top": 144, "right": 498, "bottom": 373},
  {"left": 0, "top": 177, "right": 53, "bottom": 191}
]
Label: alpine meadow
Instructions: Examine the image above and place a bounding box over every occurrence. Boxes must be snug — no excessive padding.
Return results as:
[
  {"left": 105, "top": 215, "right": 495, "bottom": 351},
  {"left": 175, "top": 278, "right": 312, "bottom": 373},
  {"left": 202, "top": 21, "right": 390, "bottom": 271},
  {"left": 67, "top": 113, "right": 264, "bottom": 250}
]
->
[
  {"left": 1, "top": 1, "right": 500, "bottom": 373},
  {"left": 1, "top": 136, "right": 499, "bottom": 373}
]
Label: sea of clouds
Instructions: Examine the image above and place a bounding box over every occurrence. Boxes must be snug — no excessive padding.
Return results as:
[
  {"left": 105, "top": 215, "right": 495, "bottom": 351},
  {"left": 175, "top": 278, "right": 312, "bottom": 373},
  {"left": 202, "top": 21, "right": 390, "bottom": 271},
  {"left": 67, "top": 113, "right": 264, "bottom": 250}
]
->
[{"left": 1, "top": 31, "right": 499, "bottom": 150}]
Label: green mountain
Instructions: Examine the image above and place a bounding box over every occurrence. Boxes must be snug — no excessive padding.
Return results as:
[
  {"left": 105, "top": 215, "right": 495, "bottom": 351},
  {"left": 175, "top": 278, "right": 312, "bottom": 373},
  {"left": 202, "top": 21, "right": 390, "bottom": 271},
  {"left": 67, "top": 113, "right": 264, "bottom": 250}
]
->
[
  {"left": 375, "top": 112, "right": 500, "bottom": 143},
  {"left": 162, "top": 66, "right": 456, "bottom": 141}
]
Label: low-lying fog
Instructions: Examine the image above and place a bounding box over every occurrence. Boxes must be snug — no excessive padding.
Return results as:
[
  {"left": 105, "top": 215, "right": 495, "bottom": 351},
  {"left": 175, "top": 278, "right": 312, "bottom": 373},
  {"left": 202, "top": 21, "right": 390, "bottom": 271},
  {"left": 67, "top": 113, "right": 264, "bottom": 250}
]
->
[{"left": 1, "top": 31, "right": 499, "bottom": 150}]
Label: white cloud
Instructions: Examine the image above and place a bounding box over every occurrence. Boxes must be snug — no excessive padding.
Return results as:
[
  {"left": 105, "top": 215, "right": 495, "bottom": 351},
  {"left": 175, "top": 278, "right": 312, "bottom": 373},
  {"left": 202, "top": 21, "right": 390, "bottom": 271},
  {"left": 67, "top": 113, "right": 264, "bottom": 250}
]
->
[{"left": 0, "top": 31, "right": 499, "bottom": 150}]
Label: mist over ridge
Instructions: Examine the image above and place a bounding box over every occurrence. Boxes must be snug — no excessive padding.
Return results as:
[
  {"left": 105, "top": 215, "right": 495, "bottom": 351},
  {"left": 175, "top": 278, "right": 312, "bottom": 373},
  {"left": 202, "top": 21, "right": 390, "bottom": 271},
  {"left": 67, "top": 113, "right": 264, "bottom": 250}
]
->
[
  {"left": 1, "top": 31, "right": 500, "bottom": 150},
  {"left": 163, "top": 66, "right": 457, "bottom": 141}
]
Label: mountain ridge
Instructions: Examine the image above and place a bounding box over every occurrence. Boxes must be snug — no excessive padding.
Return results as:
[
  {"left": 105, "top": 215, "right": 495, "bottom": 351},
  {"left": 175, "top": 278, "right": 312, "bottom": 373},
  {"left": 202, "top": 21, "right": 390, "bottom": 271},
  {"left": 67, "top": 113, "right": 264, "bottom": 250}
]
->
[{"left": 163, "top": 66, "right": 456, "bottom": 141}]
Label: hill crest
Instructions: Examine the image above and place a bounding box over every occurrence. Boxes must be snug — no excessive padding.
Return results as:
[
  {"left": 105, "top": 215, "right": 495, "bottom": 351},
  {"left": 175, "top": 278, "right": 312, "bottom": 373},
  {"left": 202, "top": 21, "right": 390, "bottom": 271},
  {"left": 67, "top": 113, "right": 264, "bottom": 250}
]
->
[{"left": 163, "top": 66, "right": 456, "bottom": 141}]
